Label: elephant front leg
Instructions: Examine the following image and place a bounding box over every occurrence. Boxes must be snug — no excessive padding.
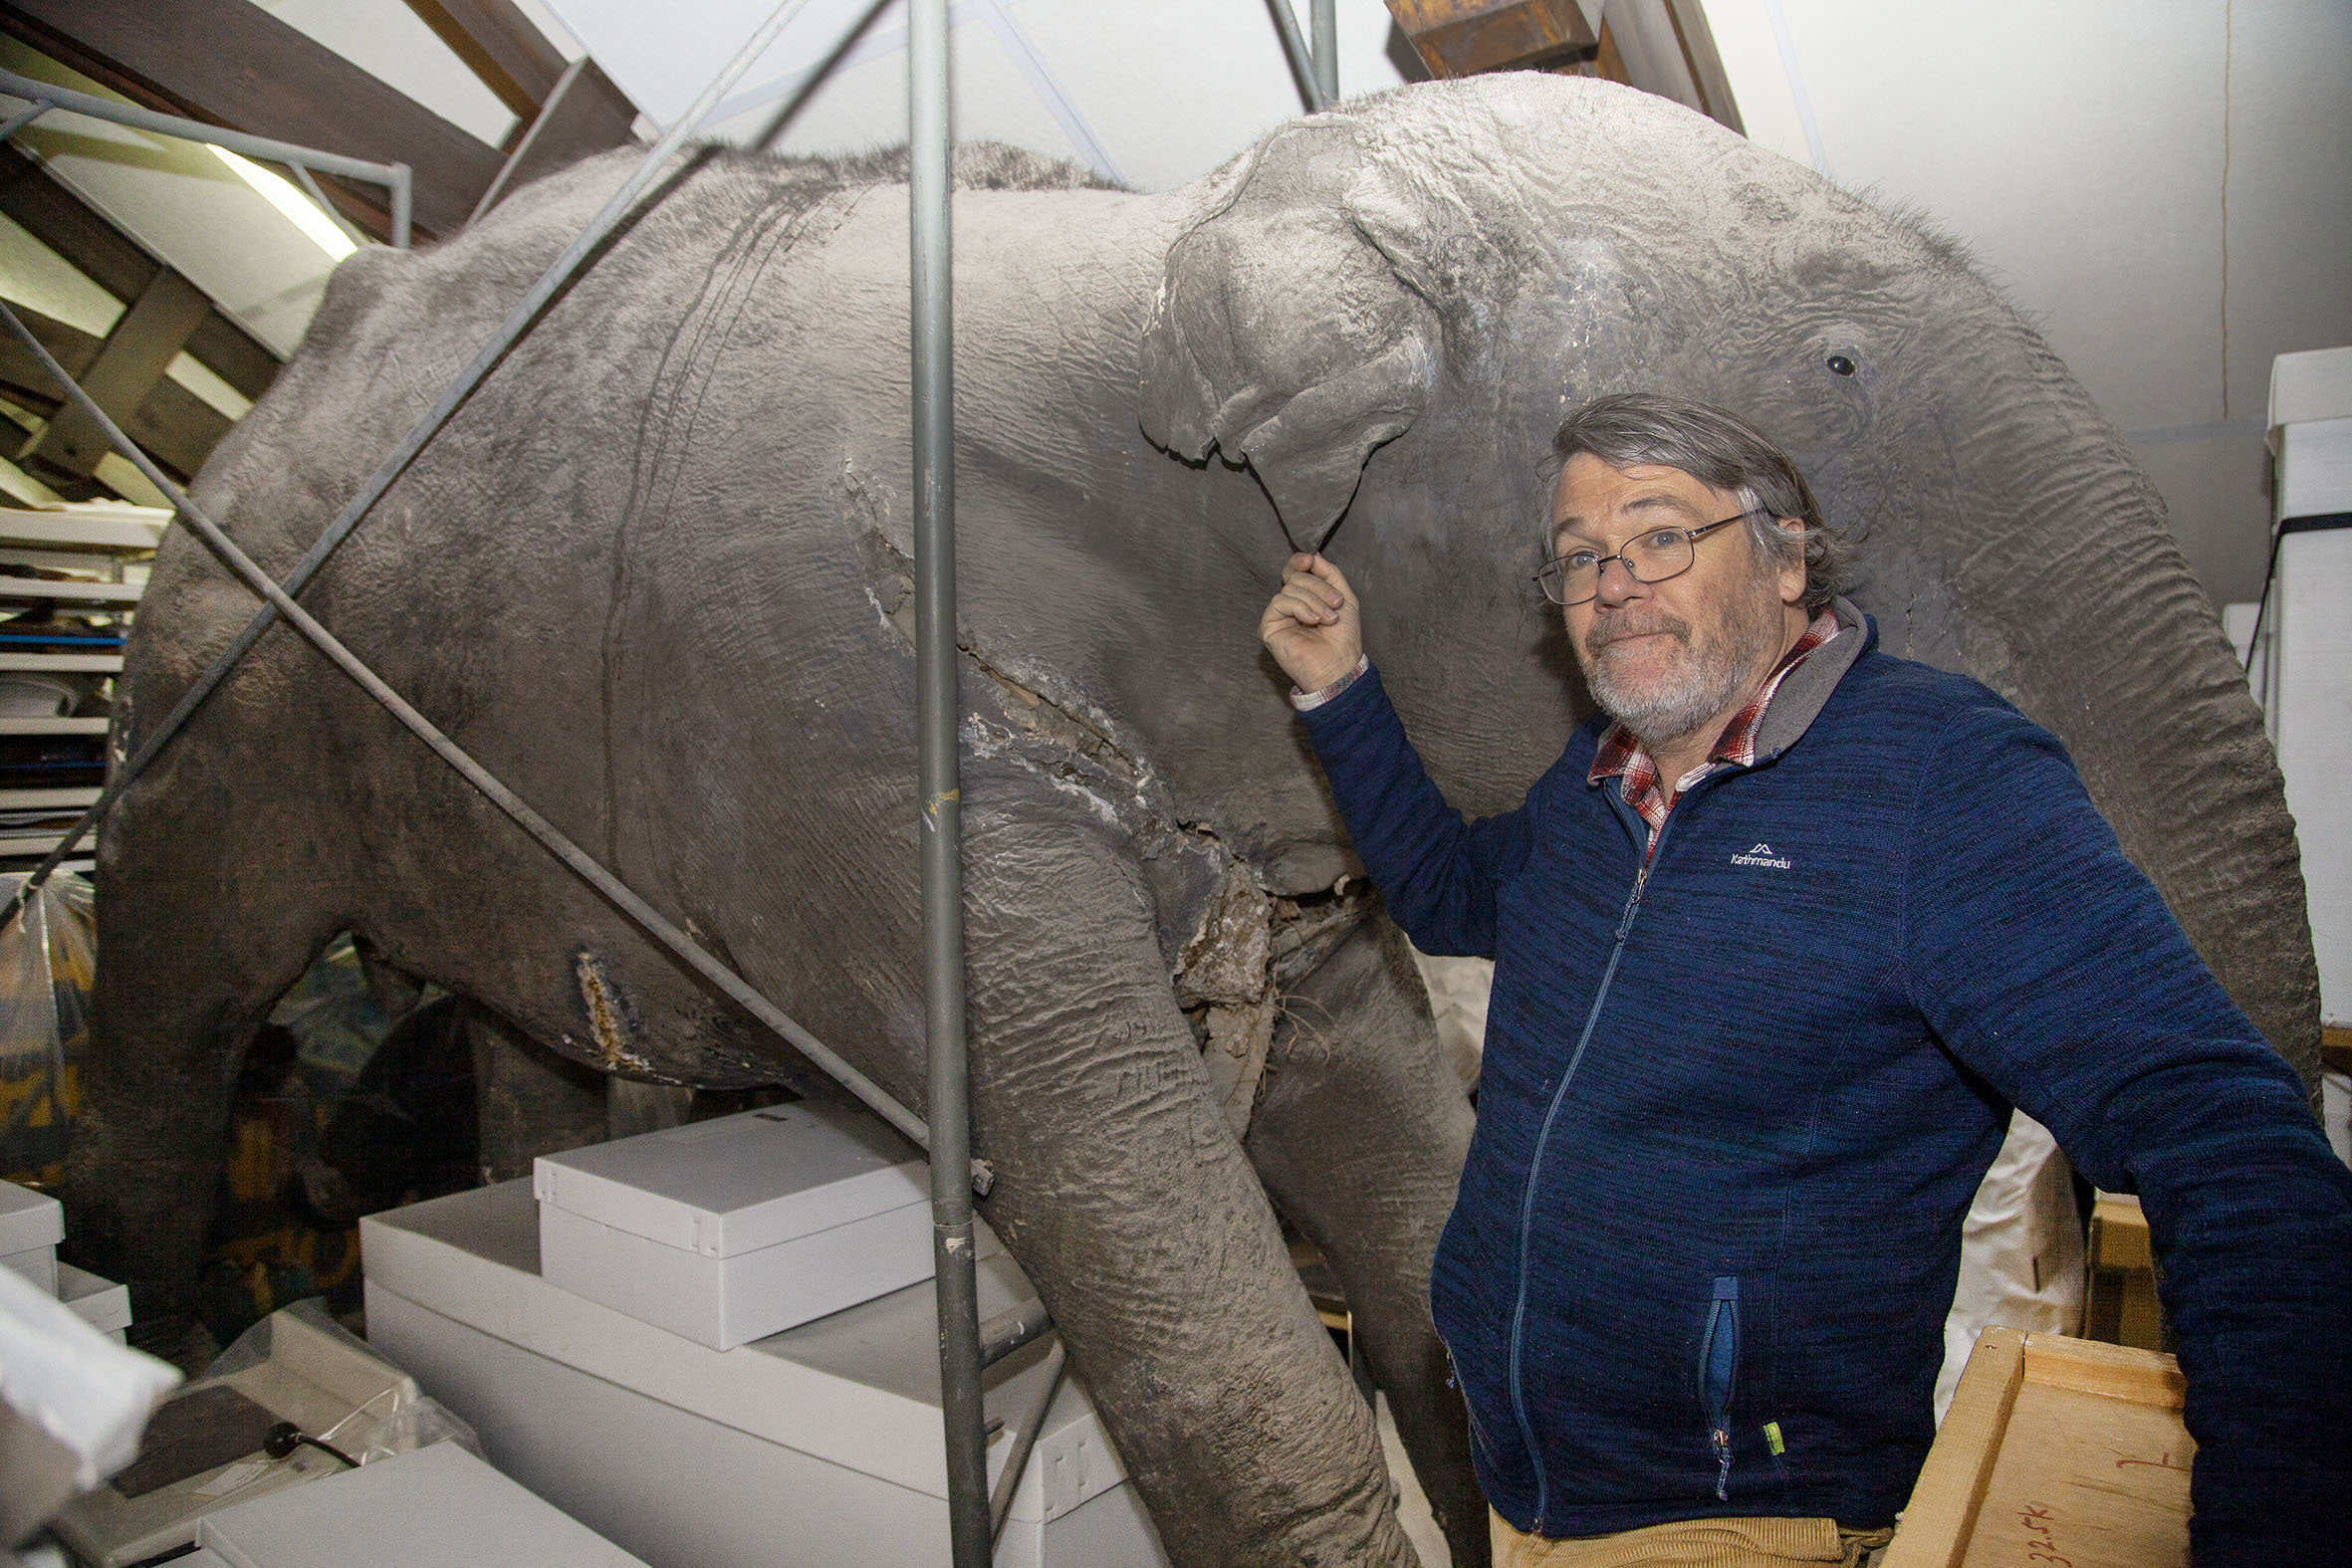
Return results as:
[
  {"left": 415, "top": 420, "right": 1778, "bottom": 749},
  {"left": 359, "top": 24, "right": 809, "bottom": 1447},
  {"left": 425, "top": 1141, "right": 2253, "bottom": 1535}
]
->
[
  {"left": 959, "top": 800, "right": 1421, "bottom": 1568},
  {"left": 1247, "top": 915, "right": 1488, "bottom": 1568}
]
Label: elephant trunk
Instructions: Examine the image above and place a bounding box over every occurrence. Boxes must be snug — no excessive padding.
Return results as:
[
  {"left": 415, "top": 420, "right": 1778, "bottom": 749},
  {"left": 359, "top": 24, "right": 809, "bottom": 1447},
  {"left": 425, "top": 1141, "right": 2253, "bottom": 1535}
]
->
[{"left": 1946, "top": 341, "right": 2319, "bottom": 1090}]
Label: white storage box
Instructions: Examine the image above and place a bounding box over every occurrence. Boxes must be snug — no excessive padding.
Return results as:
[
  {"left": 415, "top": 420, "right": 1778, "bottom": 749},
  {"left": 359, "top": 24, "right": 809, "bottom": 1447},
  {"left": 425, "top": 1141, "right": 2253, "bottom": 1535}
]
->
[
  {"left": 59, "top": 1260, "right": 131, "bottom": 1341},
  {"left": 196, "top": 1440, "right": 646, "bottom": 1567},
  {"left": 362, "top": 1181, "right": 1169, "bottom": 1568},
  {"left": 534, "top": 1101, "right": 967, "bottom": 1349},
  {"left": 0, "top": 1180, "right": 62, "bottom": 1295}
]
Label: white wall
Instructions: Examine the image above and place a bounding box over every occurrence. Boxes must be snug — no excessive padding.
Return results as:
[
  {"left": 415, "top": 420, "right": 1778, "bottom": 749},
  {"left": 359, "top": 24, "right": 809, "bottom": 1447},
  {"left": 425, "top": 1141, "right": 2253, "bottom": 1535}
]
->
[{"left": 1702, "top": 0, "right": 2352, "bottom": 606}]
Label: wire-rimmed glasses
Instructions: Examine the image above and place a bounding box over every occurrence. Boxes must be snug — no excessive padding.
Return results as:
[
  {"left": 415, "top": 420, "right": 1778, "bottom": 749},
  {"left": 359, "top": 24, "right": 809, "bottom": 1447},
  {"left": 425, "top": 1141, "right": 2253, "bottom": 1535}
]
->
[{"left": 1532, "top": 512, "right": 1756, "bottom": 606}]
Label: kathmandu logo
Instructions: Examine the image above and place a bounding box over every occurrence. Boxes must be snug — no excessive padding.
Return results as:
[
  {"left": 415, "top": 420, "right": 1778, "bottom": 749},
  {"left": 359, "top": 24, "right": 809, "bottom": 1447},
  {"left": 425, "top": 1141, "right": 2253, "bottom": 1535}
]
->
[{"left": 1731, "top": 841, "right": 1791, "bottom": 870}]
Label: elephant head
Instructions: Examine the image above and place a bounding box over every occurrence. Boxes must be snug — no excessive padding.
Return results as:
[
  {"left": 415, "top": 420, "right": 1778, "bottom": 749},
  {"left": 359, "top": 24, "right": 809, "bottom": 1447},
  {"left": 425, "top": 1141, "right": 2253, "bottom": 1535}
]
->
[{"left": 1139, "top": 73, "right": 2316, "bottom": 1084}]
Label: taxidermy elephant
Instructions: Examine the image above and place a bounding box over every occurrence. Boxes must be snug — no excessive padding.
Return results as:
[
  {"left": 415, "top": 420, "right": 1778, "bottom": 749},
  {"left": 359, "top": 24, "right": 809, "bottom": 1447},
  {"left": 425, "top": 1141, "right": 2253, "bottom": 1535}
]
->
[{"left": 70, "top": 74, "right": 2315, "bottom": 1567}]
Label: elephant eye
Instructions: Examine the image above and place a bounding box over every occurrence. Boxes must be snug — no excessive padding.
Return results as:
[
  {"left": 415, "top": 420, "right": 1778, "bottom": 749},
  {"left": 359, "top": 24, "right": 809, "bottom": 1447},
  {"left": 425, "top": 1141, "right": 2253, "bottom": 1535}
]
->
[{"left": 1825, "top": 353, "right": 1858, "bottom": 376}]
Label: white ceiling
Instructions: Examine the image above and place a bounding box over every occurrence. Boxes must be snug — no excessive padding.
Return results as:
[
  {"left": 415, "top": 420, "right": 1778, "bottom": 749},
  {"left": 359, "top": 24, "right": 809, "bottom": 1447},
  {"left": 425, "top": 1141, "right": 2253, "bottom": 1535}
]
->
[{"left": 1, "top": 1, "right": 2342, "bottom": 606}]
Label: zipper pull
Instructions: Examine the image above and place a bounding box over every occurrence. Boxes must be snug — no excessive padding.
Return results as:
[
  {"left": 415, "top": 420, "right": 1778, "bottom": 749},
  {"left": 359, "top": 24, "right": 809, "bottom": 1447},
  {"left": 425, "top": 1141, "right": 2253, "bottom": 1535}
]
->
[
  {"left": 1613, "top": 866, "right": 1649, "bottom": 941},
  {"left": 1713, "top": 1427, "right": 1733, "bottom": 1500}
]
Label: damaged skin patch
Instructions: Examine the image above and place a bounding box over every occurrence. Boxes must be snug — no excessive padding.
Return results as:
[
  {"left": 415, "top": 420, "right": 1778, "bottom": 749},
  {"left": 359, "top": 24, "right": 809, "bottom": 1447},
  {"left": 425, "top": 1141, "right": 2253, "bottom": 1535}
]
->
[
  {"left": 1175, "top": 864, "right": 1273, "bottom": 1008},
  {"left": 575, "top": 950, "right": 652, "bottom": 1072}
]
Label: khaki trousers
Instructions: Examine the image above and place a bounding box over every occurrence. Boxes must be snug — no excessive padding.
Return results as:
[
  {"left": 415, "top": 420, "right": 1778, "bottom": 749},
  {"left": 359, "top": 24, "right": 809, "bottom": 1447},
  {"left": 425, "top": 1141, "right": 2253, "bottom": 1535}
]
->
[{"left": 1490, "top": 1511, "right": 1895, "bottom": 1568}]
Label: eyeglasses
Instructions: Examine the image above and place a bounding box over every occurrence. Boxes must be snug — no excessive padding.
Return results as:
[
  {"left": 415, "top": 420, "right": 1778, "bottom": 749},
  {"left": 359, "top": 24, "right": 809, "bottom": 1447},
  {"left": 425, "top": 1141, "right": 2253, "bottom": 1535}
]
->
[{"left": 1532, "top": 512, "right": 1756, "bottom": 606}]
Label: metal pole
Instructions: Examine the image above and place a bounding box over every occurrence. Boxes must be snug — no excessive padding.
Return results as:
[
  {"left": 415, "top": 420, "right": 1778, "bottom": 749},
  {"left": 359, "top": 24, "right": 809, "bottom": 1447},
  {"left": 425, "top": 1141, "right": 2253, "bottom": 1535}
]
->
[
  {"left": 388, "top": 164, "right": 412, "bottom": 250},
  {"left": 1267, "top": 0, "right": 1325, "bottom": 112},
  {"left": 908, "top": 1, "right": 990, "bottom": 1563},
  {"left": 1310, "top": 0, "right": 1339, "bottom": 108},
  {"left": 0, "top": 68, "right": 404, "bottom": 188}
]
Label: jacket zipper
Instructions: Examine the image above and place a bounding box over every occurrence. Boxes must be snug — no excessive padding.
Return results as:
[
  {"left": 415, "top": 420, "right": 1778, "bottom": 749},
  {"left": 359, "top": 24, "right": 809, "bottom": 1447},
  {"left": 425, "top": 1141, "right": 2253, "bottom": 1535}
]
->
[
  {"left": 1504, "top": 820, "right": 1668, "bottom": 1533},
  {"left": 1700, "top": 1275, "right": 1741, "bottom": 1499}
]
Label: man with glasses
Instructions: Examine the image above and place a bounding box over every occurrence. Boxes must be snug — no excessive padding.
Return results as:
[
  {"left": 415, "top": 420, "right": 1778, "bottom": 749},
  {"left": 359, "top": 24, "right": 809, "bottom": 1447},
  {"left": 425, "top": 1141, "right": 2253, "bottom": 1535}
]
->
[{"left": 1259, "top": 392, "right": 2349, "bottom": 1567}]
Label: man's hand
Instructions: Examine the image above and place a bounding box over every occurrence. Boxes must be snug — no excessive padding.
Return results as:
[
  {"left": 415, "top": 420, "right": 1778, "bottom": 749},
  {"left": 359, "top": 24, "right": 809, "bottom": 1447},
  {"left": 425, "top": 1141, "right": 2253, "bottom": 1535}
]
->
[{"left": 1260, "top": 552, "right": 1363, "bottom": 693}]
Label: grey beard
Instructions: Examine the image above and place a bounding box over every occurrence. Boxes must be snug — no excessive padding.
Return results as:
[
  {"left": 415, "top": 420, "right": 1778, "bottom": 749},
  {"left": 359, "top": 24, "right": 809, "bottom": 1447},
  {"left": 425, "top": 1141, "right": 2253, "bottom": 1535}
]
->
[
  {"left": 1585, "top": 636, "right": 1754, "bottom": 749},
  {"left": 1579, "top": 579, "right": 1786, "bottom": 752}
]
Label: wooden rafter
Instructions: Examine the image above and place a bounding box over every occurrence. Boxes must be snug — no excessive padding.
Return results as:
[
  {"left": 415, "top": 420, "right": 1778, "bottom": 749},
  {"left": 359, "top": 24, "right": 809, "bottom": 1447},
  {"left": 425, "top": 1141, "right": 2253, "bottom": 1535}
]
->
[
  {"left": 0, "top": 145, "right": 279, "bottom": 403},
  {"left": 0, "top": 0, "right": 505, "bottom": 239},
  {"left": 401, "top": 0, "right": 570, "bottom": 124}
]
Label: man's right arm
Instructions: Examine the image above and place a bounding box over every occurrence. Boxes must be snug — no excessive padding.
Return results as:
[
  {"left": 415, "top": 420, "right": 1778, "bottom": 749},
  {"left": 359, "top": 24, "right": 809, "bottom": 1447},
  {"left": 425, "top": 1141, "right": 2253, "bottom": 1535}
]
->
[
  {"left": 1295, "top": 664, "right": 1536, "bottom": 958},
  {"left": 1260, "top": 552, "right": 1536, "bottom": 959}
]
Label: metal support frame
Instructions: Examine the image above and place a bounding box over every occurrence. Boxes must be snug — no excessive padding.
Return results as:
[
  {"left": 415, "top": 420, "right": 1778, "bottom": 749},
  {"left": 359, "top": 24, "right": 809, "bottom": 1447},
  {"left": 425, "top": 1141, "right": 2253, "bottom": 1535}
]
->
[{"left": 0, "top": 65, "right": 413, "bottom": 248}]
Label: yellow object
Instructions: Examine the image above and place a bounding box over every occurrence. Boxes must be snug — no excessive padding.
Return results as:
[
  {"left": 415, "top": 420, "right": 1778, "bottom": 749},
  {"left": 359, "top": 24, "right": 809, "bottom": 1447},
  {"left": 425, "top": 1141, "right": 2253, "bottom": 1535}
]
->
[{"left": 1763, "top": 1422, "right": 1784, "bottom": 1456}]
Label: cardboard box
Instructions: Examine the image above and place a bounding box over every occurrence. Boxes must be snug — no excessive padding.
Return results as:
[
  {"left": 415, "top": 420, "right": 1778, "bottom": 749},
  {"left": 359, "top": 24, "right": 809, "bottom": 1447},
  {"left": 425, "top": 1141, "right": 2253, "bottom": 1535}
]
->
[
  {"left": 534, "top": 1102, "right": 971, "bottom": 1349},
  {"left": 362, "top": 1180, "right": 1169, "bottom": 1568},
  {"left": 1884, "top": 1328, "right": 2191, "bottom": 1568},
  {"left": 0, "top": 1180, "right": 62, "bottom": 1295},
  {"left": 197, "top": 1441, "right": 646, "bottom": 1568}
]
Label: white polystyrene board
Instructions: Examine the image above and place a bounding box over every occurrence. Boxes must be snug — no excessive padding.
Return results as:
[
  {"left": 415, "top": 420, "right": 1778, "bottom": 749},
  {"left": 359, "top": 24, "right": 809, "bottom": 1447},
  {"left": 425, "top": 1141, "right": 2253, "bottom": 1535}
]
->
[
  {"left": 361, "top": 1180, "right": 1128, "bottom": 1514},
  {"left": 2271, "top": 525, "right": 2352, "bottom": 1025},
  {"left": 2276, "top": 418, "right": 2352, "bottom": 520},
  {"left": 197, "top": 1441, "right": 646, "bottom": 1568},
  {"left": 2271, "top": 346, "right": 2352, "bottom": 434},
  {"left": 0, "top": 1180, "right": 64, "bottom": 1253},
  {"left": 533, "top": 1102, "right": 927, "bottom": 1256},
  {"left": 58, "top": 1261, "right": 132, "bottom": 1335}
]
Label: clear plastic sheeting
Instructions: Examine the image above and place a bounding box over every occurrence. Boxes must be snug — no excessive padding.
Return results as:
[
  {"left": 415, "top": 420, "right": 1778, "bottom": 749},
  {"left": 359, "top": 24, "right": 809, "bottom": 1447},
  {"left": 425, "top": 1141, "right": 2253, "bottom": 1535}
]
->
[
  {"left": 0, "top": 873, "right": 94, "bottom": 1183},
  {"left": 201, "top": 1299, "right": 483, "bottom": 1469},
  {"left": 0, "top": 1259, "right": 179, "bottom": 1545}
]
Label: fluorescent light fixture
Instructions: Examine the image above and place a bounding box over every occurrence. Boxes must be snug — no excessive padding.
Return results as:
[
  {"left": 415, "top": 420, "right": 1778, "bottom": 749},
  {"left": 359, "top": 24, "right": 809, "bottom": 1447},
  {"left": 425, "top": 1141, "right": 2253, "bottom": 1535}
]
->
[{"left": 208, "top": 145, "right": 358, "bottom": 262}]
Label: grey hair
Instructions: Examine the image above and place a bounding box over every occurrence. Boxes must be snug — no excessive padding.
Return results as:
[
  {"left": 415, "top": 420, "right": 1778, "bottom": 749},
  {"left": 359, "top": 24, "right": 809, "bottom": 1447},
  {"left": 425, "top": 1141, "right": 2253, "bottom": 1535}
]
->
[{"left": 1542, "top": 392, "right": 1851, "bottom": 613}]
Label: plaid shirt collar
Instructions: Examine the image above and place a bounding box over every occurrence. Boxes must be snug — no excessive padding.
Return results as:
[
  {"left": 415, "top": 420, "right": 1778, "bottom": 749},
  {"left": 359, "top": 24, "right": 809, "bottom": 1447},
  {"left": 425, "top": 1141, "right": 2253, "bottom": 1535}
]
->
[{"left": 1588, "top": 607, "right": 1842, "bottom": 851}]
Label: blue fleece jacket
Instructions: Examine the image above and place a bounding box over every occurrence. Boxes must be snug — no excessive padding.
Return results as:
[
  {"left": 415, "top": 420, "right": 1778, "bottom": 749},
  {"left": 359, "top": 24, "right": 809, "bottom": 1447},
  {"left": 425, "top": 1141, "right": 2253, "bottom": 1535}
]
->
[{"left": 1297, "top": 612, "right": 2352, "bottom": 1563}]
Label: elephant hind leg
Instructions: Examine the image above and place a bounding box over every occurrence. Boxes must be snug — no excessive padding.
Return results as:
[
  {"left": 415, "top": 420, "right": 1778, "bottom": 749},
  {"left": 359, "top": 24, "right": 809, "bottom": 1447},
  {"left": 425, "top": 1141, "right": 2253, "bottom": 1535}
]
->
[
  {"left": 958, "top": 789, "right": 1418, "bottom": 1568},
  {"left": 1247, "top": 916, "right": 1488, "bottom": 1568}
]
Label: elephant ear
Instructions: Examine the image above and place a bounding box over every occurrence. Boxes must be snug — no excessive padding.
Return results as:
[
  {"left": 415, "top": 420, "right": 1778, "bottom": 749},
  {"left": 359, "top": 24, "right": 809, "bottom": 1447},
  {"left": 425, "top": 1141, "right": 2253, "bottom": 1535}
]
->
[{"left": 1138, "top": 123, "right": 1442, "bottom": 553}]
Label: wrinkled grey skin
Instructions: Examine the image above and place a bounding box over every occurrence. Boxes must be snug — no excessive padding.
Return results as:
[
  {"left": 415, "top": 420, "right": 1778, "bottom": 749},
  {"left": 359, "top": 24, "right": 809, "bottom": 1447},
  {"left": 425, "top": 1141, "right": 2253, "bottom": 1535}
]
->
[{"left": 72, "top": 76, "right": 2315, "bottom": 1567}]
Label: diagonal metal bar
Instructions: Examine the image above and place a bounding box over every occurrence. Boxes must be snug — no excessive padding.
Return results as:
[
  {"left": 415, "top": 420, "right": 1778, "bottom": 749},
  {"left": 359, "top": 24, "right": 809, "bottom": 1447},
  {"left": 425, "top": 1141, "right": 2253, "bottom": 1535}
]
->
[
  {"left": 0, "top": 101, "right": 51, "bottom": 143},
  {"left": 1267, "top": 0, "right": 1326, "bottom": 112},
  {"left": 0, "top": 0, "right": 816, "bottom": 932},
  {"left": 0, "top": 298, "right": 933, "bottom": 1153}
]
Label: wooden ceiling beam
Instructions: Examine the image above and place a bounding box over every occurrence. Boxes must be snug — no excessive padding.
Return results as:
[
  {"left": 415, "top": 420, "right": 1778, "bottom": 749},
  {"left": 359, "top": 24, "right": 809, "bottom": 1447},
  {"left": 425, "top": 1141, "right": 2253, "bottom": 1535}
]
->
[
  {"left": 0, "top": 0, "right": 505, "bottom": 239},
  {"left": 0, "top": 145, "right": 280, "bottom": 404},
  {"left": 0, "top": 304, "right": 228, "bottom": 485},
  {"left": 23, "top": 266, "right": 206, "bottom": 478},
  {"left": 1384, "top": 0, "right": 1598, "bottom": 79},
  {"left": 401, "top": 0, "right": 570, "bottom": 124}
]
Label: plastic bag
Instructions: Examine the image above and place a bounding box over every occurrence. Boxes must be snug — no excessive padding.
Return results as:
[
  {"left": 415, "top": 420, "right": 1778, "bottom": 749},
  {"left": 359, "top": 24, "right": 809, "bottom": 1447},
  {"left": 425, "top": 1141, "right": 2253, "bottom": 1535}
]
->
[
  {"left": 0, "top": 874, "right": 94, "bottom": 1184},
  {"left": 0, "top": 1260, "right": 179, "bottom": 1544},
  {"left": 200, "top": 1297, "right": 483, "bottom": 1467}
]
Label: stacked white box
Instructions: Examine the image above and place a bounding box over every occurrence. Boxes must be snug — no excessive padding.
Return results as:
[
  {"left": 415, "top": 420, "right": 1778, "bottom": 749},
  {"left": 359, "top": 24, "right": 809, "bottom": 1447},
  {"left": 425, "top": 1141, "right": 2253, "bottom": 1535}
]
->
[
  {"left": 2264, "top": 348, "right": 2352, "bottom": 1030},
  {"left": 0, "top": 1179, "right": 62, "bottom": 1294},
  {"left": 196, "top": 1441, "right": 647, "bottom": 1568},
  {"left": 532, "top": 1102, "right": 982, "bottom": 1350},
  {"left": 58, "top": 1259, "right": 131, "bottom": 1342},
  {"left": 362, "top": 1180, "right": 1168, "bottom": 1568}
]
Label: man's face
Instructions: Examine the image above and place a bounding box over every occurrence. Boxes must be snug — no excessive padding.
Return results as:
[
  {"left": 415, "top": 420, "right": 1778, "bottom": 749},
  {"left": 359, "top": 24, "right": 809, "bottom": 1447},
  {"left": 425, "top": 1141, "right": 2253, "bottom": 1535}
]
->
[{"left": 1548, "top": 454, "right": 1806, "bottom": 748}]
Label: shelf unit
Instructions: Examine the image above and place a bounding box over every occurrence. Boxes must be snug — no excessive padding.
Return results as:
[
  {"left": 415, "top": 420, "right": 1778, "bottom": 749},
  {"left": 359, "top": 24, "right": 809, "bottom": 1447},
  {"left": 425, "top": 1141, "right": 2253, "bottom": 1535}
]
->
[{"left": 0, "top": 501, "right": 170, "bottom": 873}]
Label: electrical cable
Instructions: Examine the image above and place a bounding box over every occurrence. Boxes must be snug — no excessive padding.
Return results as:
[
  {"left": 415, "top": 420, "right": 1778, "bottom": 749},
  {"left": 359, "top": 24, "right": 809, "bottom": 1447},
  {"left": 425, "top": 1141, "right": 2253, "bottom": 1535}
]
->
[{"left": 263, "top": 1421, "right": 358, "bottom": 1470}]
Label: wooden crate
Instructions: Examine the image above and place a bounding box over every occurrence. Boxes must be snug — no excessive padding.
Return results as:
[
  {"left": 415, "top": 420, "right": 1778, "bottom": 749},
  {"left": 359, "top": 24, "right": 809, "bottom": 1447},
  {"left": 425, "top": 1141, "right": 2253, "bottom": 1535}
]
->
[
  {"left": 1884, "top": 1327, "right": 2192, "bottom": 1568},
  {"left": 2083, "top": 1192, "right": 2167, "bottom": 1351}
]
